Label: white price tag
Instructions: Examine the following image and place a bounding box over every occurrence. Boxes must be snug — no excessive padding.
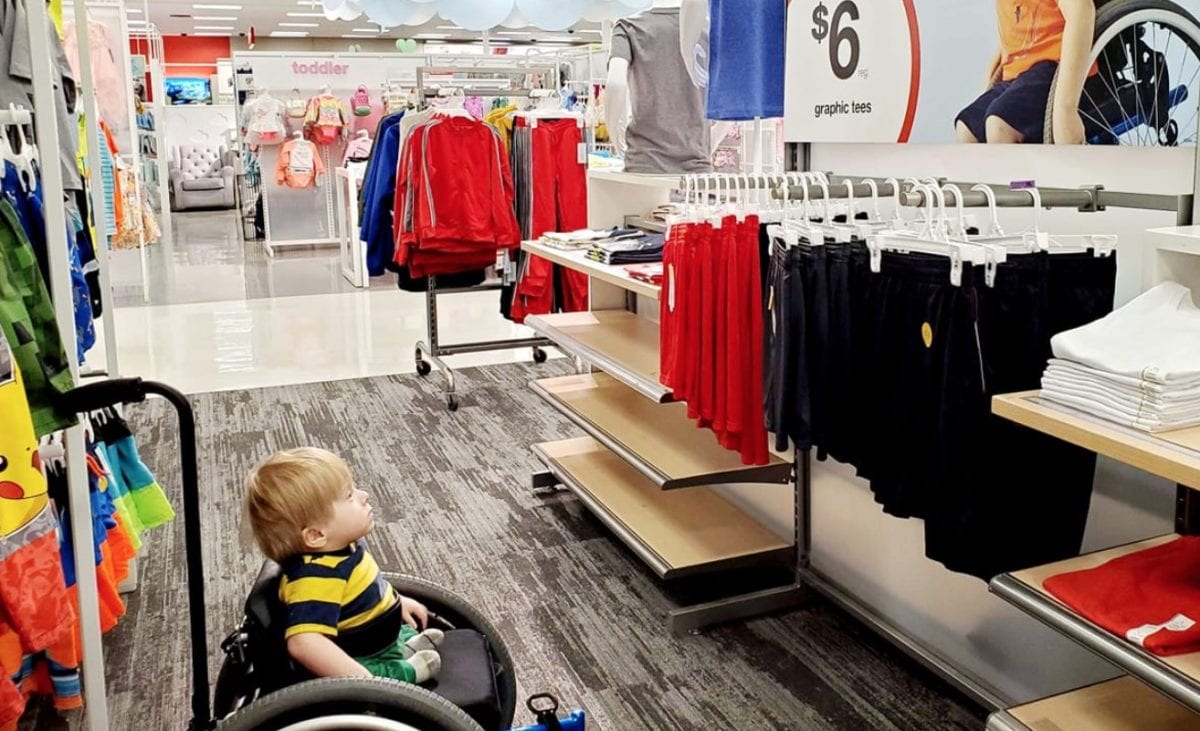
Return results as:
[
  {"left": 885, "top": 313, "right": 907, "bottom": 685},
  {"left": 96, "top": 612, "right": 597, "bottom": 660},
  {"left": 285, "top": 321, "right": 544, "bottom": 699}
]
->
[
  {"left": 784, "top": 0, "right": 920, "bottom": 143},
  {"left": 578, "top": 142, "right": 587, "bottom": 165}
]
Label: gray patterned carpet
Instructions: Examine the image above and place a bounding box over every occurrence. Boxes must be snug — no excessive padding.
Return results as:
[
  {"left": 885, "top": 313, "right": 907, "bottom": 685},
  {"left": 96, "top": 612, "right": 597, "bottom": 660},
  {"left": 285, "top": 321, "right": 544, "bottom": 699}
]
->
[{"left": 34, "top": 363, "right": 984, "bottom": 730}]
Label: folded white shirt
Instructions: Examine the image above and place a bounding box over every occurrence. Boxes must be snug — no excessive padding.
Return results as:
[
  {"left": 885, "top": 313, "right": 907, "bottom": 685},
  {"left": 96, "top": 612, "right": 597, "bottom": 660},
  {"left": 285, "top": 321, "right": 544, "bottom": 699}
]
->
[
  {"left": 1045, "top": 360, "right": 1200, "bottom": 396},
  {"left": 1041, "top": 389, "right": 1200, "bottom": 432},
  {"left": 1050, "top": 282, "right": 1200, "bottom": 383},
  {"left": 1042, "top": 375, "right": 1200, "bottom": 418},
  {"left": 1042, "top": 371, "right": 1200, "bottom": 407}
]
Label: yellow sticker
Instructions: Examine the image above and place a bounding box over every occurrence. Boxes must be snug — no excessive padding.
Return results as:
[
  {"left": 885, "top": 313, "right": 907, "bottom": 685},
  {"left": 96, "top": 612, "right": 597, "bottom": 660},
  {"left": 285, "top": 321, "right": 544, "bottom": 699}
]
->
[{"left": 921, "top": 322, "right": 934, "bottom": 349}]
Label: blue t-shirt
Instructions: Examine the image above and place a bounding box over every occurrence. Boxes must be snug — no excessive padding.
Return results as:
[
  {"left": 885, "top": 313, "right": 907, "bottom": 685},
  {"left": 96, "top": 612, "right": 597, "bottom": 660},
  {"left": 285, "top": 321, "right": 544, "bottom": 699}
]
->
[{"left": 706, "top": 0, "right": 787, "bottom": 121}]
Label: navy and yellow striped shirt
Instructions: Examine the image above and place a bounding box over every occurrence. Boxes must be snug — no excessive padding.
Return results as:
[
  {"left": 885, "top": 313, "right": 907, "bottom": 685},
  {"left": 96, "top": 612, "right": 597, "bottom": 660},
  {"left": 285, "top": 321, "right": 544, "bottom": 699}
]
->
[{"left": 279, "top": 541, "right": 397, "bottom": 639}]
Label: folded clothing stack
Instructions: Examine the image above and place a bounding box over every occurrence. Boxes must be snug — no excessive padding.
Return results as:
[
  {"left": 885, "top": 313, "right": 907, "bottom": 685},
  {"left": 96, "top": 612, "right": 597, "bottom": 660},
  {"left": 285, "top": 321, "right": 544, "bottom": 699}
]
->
[
  {"left": 1042, "top": 282, "right": 1200, "bottom": 432},
  {"left": 624, "top": 263, "right": 663, "bottom": 285},
  {"left": 586, "top": 234, "right": 665, "bottom": 265},
  {"left": 539, "top": 228, "right": 644, "bottom": 251}
]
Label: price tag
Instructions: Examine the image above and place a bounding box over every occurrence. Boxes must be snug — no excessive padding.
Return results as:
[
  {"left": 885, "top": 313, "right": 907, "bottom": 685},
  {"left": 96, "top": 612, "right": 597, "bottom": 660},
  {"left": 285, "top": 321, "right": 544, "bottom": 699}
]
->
[{"left": 784, "top": 0, "right": 920, "bottom": 143}]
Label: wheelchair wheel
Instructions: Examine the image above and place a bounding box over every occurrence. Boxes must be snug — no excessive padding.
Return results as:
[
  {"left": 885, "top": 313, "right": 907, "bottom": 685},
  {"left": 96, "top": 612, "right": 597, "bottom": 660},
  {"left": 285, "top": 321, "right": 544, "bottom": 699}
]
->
[
  {"left": 383, "top": 573, "right": 518, "bottom": 731},
  {"left": 216, "top": 677, "right": 484, "bottom": 731},
  {"left": 1046, "top": 0, "right": 1200, "bottom": 144}
]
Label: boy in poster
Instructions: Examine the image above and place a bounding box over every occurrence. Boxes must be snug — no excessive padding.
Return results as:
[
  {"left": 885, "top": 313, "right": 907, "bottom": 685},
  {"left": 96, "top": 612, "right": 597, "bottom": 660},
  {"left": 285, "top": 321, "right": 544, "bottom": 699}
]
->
[{"left": 956, "top": 0, "right": 1095, "bottom": 144}]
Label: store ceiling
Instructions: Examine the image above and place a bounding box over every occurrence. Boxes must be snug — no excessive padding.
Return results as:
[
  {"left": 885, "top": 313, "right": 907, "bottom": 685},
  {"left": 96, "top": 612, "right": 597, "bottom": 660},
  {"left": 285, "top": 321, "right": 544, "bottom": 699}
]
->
[{"left": 133, "top": 1, "right": 603, "bottom": 43}]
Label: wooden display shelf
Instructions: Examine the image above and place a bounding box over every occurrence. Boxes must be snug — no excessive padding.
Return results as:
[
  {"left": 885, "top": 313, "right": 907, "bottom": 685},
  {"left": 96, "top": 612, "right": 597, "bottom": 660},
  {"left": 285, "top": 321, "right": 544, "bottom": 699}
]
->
[
  {"left": 532, "top": 437, "right": 793, "bottom": 579},
  {"left": 532, "top": 373, "right": 793, "bottom": 490},
  {"left": 987, "top": 676, "right": 1200, "bottom": 730},
  {"left": 993, "top": 391, "right": 1200, "bottom": 490},
  {"left": 991, "top": 534, "right": 1200, "bottom": 714},
  {"left": 521, "top": 240, "right": 661, "bottom": 301},
  {"left": 524, "top": 311, "right": 670, "bottom": 403}
]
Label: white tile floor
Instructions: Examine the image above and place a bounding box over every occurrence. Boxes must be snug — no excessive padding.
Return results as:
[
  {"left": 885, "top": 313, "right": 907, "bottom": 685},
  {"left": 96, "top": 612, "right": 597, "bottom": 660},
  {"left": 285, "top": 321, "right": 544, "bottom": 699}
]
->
[{"left": 94, "top": 211, "right": 549, "bottom": 394}]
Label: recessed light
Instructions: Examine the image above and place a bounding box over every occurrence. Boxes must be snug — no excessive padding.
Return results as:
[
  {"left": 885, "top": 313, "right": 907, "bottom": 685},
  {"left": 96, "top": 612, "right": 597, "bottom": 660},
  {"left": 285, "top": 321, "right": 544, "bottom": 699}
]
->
[
  {"left": 127, "top": 8, "right": 143, "bottom": 13},
  {"left": 285, "top": 11, "right": 325, "bottom": 17},
  {"left": 194, "top": 25, "right": 233, "bottom": 30},
  {"left": 192, "top": 3, "right": 242, "bottom": 8},
  {"left": 193, "top": 15, "right": 237, "bottom": 21},
  {"left": 351, "top": 28, "right": 380, "bottom": 33},
  {"left": 415, "top": 33, "right": 451, "bottom": 39},
  {"left": 340, "top": 34, "right": 375, "bottom": 38},
  {"left": 269, "top": 31, "right": 309, "bottom": 37},
  {"left": 193, "top": 32, "right": 231, "bottom": 36},
  {"left": 279, "top": 22, "right": 318, "bottom": 27}
]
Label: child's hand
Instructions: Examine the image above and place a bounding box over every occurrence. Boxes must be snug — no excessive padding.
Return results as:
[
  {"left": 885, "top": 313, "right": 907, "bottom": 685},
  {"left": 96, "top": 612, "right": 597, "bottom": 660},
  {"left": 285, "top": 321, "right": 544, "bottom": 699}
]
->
[
  {"left": 1053, "top": 109, "right": 1086, "bottom": 144},
  {"left": 400, "top": 595, "right": 430, "bottom": 630}
]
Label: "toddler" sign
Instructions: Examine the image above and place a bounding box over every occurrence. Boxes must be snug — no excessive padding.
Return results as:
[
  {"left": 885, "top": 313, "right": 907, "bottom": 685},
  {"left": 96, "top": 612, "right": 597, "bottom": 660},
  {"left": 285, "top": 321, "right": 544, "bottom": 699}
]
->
[{"left": 292, "top": 61, "right": 350, "bottom": 76}]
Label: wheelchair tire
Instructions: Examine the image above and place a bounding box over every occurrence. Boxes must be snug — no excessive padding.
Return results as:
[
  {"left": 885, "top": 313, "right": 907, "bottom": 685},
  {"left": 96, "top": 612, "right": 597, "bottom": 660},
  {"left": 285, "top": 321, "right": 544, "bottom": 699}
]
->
[
  {"left": 1045, "top": 0, "right": 1200, "bottom": 143},
  {"left": 383, "top": 573, "right": 518, "bottom": 731},
  {"left": 216, "top": 677, "right": 484, "bottom": 731},
  {"left": 214, "top": 651, "right": 257, "bottom": 720}
]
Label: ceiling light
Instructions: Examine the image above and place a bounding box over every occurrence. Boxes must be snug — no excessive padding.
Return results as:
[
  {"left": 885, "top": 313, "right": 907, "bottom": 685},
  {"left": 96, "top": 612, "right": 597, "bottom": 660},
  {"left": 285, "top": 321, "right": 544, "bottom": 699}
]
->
[
  {"left": 340, "top": 34, "right": 375, "bottom": 38},
  {"left": 192, "top": 3, "right": 242, "bottom": 8},
  {"left": 194, "top": 25, "right": 233, "bottom": 30},
  {"left": 285, "top": 11, "right": 325, "bottom": 17},
  {"left": 269, "top": 31, "right": 309, "bottom": 37},
  {"left": 415, "top": 33, "right": 451, "bottom": 39},
  {"left": 193, "top": 32, "right": 231, "bottom": 36},
  {"left": 127, "top": 8, "right": 143, "bottom": 13},
  {"left": 279, "top": 22, "right": 319, "bottom": 27},
  {"left": 351, "top": 28, "right": 380, "bottom": 33},
  {"left": 435, "top": 26, "right": 462, "bottom": 30},
  {"left": 193, "top": 15, "right": 237, "bottom": 20}
]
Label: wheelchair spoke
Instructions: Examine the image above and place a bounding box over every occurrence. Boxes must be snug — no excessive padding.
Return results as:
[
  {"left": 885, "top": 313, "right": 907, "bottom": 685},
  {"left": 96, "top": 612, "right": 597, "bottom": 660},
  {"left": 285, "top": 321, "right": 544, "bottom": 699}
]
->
[
  {"left": 1133, "top": 27, "right": 1149, "bottom": 145},
  {"left": 1098, "top": 42, "right": 1137, "bottom": 143},
  {"left": 1153, "top": 24, "right": 1169, "bottom": 140},
  {"left": 1082, "top": 82, "right": 1123, "bottom": 143}
]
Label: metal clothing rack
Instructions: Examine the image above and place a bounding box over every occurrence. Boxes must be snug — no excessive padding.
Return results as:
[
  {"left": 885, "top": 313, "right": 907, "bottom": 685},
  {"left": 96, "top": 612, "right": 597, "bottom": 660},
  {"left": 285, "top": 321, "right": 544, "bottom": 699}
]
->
[
  {"left": 410, "top": 65, "right": 557, "bottom": 412},
  {"left": 756, "top": 171, "right": 1197, "bottom": 711}
]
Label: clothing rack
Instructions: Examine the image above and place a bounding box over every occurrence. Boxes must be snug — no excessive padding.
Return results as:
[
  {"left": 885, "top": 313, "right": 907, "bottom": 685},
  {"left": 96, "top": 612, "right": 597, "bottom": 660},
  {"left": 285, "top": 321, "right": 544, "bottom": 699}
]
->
[
  {"left": 750, "top": 171, "right": 1196, "bottom": 711},
  {"left": 25, "top": 0, "right": 108, "bottom": 727},
  {"left": 410, "top": 65, "right": 555, "bottom": 412}
]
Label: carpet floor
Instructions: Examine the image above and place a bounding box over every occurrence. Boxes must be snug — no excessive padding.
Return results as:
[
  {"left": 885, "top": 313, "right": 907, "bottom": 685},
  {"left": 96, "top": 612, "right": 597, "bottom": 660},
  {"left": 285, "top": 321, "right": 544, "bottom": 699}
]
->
[{"left": 31, "top": 363, "right": 985, "bottom": 730}]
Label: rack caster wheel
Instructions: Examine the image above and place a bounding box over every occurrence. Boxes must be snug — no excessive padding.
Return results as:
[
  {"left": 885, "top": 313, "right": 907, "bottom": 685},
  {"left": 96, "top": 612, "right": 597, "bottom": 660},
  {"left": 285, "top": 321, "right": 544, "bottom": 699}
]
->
[
  {"left": 416, "top": 360, "right": 432, "bottom": 377},
  {"left": 447, "top": 395, "right": 459, "bottom": 412},
  {"left": 532, "top": 347, "right": 548, "bottom": 364}
]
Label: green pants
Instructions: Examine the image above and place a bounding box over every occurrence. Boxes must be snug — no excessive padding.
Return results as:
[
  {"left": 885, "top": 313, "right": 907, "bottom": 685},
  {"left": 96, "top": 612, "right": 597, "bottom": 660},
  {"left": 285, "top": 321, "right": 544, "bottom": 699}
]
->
[{"left": 355, "top": 624, "right": 420, "bottom": 684}]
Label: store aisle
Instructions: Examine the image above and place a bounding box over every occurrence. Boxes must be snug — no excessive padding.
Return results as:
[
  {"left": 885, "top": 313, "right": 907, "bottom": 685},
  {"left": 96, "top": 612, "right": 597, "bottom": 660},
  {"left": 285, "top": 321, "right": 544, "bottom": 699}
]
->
[
  {"left": 96, "top": 211, "right": 544, "bottom": 393},
  {"left": 106, "top": 363, "right": 984, "bottom": 731}
]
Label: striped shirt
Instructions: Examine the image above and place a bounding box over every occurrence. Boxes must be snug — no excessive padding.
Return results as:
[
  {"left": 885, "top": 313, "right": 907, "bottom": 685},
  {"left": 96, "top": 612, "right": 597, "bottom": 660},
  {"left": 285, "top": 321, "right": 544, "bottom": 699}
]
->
[{"left": 278, "top": 541, "right": 397, "bottom": 640}]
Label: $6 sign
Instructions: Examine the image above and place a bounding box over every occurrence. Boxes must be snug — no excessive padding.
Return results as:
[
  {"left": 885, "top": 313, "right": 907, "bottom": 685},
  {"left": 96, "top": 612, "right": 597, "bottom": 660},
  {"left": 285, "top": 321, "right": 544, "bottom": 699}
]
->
[{"left": 811, "top": 0, "right": 860, "bottom": 81}]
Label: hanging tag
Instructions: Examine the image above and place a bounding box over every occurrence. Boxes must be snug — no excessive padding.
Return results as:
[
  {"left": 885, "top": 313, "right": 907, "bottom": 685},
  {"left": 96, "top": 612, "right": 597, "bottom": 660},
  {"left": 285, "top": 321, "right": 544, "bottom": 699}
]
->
[
  {"left": 578, "top": 142, "right": 587, "bottom": 165},
  {"left": 668, "top": 264, "right": 676, "bottom": 312}
]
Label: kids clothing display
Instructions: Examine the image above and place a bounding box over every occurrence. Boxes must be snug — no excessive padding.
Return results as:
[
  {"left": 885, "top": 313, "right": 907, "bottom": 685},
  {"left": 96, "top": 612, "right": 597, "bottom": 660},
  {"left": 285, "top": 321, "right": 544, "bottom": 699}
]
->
[
  {"left": 242, "top": 93, "right": 289, "bottom": 146},
  {"left": 275, "top": 138, "right": 326, "bottom": 189},
  {"left": 342, "top": 133, "right": 373, "bottom": 166},
  {"left": 305, "top": 93, "right": 350, "bottom": 145}
]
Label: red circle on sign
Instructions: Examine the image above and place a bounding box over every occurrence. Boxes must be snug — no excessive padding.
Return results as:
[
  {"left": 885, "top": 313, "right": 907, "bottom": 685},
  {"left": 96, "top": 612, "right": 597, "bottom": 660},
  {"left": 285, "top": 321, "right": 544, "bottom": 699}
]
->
[{"left": 898, "top": 0, "right": 921, "bottom": 143}]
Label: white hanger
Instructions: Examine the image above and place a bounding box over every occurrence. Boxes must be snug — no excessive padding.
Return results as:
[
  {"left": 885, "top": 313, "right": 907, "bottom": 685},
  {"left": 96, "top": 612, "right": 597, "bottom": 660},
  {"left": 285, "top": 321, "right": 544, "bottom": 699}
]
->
[{"left": 433, "top": 88, "right": 473, "bottom": 119}]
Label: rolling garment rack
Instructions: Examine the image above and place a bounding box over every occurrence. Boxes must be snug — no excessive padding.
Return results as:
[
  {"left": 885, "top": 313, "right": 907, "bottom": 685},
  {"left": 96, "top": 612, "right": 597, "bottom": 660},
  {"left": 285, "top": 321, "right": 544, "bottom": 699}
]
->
[
  {"left": 410, "top": 65, "right": 559, "bottom": 412},
  {"left": 772, "top": 172, "right": 1195, "bottom": 710}
]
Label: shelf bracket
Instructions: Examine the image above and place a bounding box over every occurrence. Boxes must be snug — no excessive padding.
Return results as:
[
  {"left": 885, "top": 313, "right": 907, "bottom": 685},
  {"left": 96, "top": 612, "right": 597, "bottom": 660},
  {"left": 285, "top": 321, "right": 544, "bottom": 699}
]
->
[{"left": 1175, "top": 483, "right": 1200, "bottom": 535}]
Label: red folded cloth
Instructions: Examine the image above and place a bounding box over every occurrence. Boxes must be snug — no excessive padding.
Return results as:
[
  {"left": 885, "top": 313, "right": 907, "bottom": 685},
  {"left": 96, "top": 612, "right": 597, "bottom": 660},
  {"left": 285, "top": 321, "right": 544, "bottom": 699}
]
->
[{"left": 1043, "top": 536, "right": 1200, "bottom": 656}]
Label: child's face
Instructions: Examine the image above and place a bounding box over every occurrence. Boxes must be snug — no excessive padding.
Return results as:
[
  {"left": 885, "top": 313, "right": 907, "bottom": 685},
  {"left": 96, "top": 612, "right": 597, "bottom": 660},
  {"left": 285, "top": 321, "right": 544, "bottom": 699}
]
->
[{"left": 316, "top": 482, "right": 375, "bottom": 549}]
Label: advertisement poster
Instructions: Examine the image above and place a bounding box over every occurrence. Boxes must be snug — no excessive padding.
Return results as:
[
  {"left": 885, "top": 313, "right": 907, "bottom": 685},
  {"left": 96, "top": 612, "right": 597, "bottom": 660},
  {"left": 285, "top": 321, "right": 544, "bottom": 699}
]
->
[{"left": 784, "top": 0, "right": 1200, "bottom": 146}]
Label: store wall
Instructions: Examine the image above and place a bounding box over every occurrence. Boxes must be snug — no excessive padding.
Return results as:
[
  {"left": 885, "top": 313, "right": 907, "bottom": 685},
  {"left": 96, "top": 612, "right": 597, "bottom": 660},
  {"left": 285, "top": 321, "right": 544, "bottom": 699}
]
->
[
  {"left": 160, "top": 35, "right": 232, "bottom": 76},
  {"left": 752, "top": 142, "right": 1191, "bottom": 706}
]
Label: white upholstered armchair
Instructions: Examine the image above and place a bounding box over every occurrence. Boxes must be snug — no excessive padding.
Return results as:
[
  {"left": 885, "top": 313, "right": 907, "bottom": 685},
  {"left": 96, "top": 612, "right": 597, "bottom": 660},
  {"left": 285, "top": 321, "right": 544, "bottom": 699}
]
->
[{"left": 169, "top": 144, "right": 236, "bottom": 211}]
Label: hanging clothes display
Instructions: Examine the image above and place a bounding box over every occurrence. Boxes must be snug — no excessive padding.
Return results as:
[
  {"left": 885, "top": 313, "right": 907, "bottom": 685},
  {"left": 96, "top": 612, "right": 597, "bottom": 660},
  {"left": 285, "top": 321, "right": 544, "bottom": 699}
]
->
[
  {"left": 762, "top": 192, "right": 1118, "bottom": 581},
  {"left": 275, "top": 136, "right": 325, "bottom": 189},
  {"left": 241, "top": 92, "right": 288, "bottom": 146},
  {"left": 304, "top": 92, "right": 349, "bottom": 145},
  {"left": 341, "top": 131, "right": 373, "bottom": 166},
  {"left": 0, "top": 331, "right": 76, "bottom": 731},
  {"left": 506, "top": 114, "right": 589, "bottom": 323},
  {"left": 61, "top": 20, "right": 127, "bottom": 135},
  {"left": 391, "top": 112, "right": 520, "bottom": 278}
]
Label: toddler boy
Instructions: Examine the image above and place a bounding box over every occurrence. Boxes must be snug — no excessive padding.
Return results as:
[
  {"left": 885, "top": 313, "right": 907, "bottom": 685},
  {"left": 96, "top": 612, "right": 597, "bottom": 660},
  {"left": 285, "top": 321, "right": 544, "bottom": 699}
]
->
[{"left": 243, "top": 447, "right": 442, "bottom": 683}]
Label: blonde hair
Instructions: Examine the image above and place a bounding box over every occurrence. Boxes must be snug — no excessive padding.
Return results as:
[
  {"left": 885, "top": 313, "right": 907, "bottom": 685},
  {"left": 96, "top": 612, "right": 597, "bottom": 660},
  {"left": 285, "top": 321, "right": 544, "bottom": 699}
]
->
[{"left": 243, "top": 447, "right": 353, "bottom": 563}]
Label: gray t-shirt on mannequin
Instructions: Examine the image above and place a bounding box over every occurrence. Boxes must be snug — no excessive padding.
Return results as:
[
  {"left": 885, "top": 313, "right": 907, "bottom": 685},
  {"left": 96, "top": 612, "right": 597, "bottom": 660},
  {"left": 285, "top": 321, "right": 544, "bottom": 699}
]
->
[{"left": 610, "top": 8, "right": 711, "bottom": 175}]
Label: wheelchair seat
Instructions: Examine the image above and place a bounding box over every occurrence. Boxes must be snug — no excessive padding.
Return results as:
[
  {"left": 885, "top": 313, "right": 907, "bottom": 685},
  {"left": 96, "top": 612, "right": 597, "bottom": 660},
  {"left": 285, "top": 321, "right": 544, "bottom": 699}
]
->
[{"left": 238, "top": 560, "right": 502, "bottom": 729}]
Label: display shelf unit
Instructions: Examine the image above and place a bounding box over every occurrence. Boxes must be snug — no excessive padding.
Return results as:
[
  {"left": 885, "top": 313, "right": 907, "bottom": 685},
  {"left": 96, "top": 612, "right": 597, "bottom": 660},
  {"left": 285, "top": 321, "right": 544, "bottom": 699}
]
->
[
  {"left": 521, "top": 240, "right": 661, "bottom": 300},
  {"left": 992, "top": 390, "right": 1200, "bottom": 721},
  {"left": 586, "top": 169, "right": 678, "bottom": 189},
  {"left": 532, "top": 437, "right": 792, "bottom": 578},
  {"left": 524, "top": 311, "right": 670, "bottom": 403},
  {"left": 986, "top": 676, "right": 1200, "bottom": 731},
  {"left": 992, "top": 391, "right": 1200, "bottom": 489},
  {"left": 990, "top": 535, "right": 1200, "bottom": 713},
  {"left": 533, "top": 373, "right": 792, "bottom": 490},
  {"left": 624, "top": 215, "right": 667, "bottom": 233}
]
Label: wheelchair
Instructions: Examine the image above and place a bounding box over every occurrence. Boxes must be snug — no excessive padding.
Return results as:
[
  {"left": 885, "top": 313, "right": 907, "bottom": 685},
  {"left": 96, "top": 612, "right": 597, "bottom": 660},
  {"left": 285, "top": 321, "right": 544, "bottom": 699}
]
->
[
  {"left": 61, "top": 379, "right": 582, "bottom": 731},
  {"left": 1045, "top": 0, "right": 1200, "bottom": 145}
]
